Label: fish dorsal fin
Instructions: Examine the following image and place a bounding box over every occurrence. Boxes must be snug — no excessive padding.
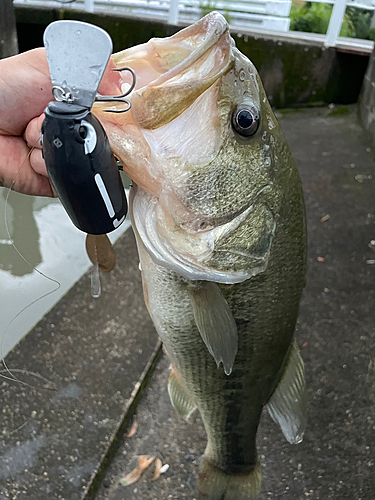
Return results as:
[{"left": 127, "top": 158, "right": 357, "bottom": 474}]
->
[
  {"left": 266, "top": 339, "right": 306, "bottom": 444},
  {"left": 188, "top": 282, "right": 238, "bottom": 376},
  {"left": 168, "top": 367, "right": 197, "bottom": 421}
]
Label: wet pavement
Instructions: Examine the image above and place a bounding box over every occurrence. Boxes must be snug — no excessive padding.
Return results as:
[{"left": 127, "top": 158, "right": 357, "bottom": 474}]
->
[
  {"left": 1, "top": 106, "right": 375, "bottom": 500},
  {"left": 0, "top": 229, "right": 159, "bottom": 500}
]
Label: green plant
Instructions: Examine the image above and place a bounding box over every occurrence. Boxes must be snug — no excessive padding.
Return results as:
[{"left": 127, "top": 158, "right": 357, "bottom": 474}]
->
[
  {"left": 345, "top": 6, "right": 374, "bottom": 40},
  {"left": 199, "top": 0, "right": 231, "bottom": 23},
  {"left": 290, "top": 2, "right": 333, "bottom": 34},
  {"left": 289, "top": 2, "right": 375, "bottom": 39},
  {"left": 199, "top": 0, "right": 217, "bottom": 18}
]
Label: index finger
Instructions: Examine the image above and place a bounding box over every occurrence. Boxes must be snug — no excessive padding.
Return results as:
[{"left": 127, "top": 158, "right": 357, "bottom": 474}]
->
[{"left": 25, "top": 114, "right": 45, "bottom": 149}]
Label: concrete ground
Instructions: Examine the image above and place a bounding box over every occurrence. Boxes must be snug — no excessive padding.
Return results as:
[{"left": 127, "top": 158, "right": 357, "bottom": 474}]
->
[{"left": 1, "top": 106, "right": 375, "bottom": 500}]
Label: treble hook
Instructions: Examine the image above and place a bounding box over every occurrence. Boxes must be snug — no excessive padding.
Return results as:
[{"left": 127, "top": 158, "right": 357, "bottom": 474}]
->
[{"left": 95, "top": 67, "right": 136, "bottom": 113}]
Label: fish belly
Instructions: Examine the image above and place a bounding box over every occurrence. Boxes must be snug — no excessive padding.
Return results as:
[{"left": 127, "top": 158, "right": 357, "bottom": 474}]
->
[{"left": 136, "top": 216, "right": 305, "bottom": 475}]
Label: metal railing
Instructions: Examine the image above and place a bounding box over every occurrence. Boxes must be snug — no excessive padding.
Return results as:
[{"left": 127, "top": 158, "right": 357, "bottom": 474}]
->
[
  {"left": 14, "top": 0, "right": 292, "bottom": 32},
  {"left": 13, "top": 0, "right": 375, "bottom": 49}
]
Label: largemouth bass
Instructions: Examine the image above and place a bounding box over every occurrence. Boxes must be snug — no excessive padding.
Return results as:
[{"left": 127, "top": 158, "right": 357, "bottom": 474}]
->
[{"left": 94, "top": 12, "right": 307, "bottom": 500}]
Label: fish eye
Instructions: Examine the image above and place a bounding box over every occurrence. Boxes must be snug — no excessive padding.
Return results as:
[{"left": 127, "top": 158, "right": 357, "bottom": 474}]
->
[{"left": 231, "top": 105, "right": 260, "bottom": 137}]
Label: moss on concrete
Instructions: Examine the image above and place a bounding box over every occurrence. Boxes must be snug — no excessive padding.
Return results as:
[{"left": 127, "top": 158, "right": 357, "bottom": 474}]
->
[
  {"left": 233, "top": 34, "right": 369, "bottom": 108},
  {"left": 328, "top": 106, "right": 350, "bottom": 116}
]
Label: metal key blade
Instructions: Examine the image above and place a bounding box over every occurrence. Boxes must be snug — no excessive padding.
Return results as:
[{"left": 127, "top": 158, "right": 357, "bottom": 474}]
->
[{"left": 44, "top": 20, "right": 113, "bottom": 109}]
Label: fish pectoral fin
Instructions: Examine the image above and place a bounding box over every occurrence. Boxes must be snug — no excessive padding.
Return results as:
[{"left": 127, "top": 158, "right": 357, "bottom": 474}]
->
[
  {"left": 168, "top": 367, "right": 197, "bottom": 421},
  {"left": 266, "top": 339, "right": 306, "bottom": 444},
  {"left": 188, "top": 282, "right": 238, "bottom": 376}
]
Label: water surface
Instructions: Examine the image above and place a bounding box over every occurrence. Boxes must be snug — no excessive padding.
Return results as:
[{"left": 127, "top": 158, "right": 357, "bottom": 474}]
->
[{"left": 0, "top": 187, "right": 131, "bottom": 357}]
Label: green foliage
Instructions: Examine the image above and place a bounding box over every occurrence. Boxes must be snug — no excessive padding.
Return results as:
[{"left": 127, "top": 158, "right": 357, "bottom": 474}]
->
[
  {"left": 290, "top": 3, "right": 332, "bottom": 35},
  {"left": 290, "top": 2, "right": 375, "bottom": 40},
  {"left": 199, "top": 0, "right": 218, "bottom": 18},
  {"left": 199, "top": 1, "right": 231, "bottom": 22},
  {"left": 345, "top": 6, "right": 374, "bottom": 40},
  {"left": 328, "top": 106, "right": 349, "bottom": 116}
]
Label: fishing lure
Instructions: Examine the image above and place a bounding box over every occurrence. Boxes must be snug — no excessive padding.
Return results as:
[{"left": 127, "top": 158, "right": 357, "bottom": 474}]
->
[{"left": 41, "top": 20, "right": 133, "bottom": 235}]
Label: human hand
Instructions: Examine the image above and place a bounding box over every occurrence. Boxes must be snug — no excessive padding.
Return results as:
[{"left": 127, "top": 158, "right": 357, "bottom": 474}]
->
[
  {"left": 0, "top": 47, "right": 122, "bottom": 197},
  {"left": 0, "top": 48, "right": 54, "bottom": 196}
]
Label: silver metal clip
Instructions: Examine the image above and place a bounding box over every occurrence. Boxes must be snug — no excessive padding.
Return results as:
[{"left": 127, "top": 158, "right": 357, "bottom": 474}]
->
[{"left": 52, "top": 86, "right": 75, "bottom": 103}]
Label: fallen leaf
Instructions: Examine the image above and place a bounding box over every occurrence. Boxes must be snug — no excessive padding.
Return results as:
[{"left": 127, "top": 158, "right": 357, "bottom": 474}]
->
[
  {"left": 120, "top": 456, "right": 155, "bottom": 486},
  {"left": 314, "top": 319, "right": 333, "bottom": 325},
  {"left": 152, "top": 458, "right": 163, "bottom": 481},
  {"left": 301, "top": 342, "right": 308, "bottom": 349},
  {"left": 320, "top": 214, "right": 330, "bottom": 223},
  {"left": 126, "top": 420, "right": 138, "bottom": 438}
]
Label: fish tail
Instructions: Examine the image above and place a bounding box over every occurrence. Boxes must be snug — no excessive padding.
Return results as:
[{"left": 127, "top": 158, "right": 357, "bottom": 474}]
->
[{"left": 198, "top": 456, "right": 262, "bottom": 500}]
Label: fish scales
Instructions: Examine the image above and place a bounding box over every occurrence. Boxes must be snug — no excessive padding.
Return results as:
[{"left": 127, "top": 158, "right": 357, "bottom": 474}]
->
[
  {"left": 94, "top": 11, "right": 307, "bottom": 500},
  {"left": 138, "top": 153, "right": 305, "bottom": 469}
]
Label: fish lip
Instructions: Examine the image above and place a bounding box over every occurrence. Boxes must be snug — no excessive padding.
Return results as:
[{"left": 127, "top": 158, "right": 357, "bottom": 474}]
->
[
  {"left": 112, "top": 11, "right": 231, "bottom": 92},
  {"left": 146, "top": 12, "right": 229, "bottom": 88}
]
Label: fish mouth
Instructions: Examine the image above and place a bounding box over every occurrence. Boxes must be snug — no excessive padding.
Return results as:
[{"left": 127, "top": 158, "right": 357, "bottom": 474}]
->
[
  {"left": 111, "top": 12, "right": 233, "bottom": 129},
  {"left": 93, "top": 13, "right": 237, "bottom": 249}
]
